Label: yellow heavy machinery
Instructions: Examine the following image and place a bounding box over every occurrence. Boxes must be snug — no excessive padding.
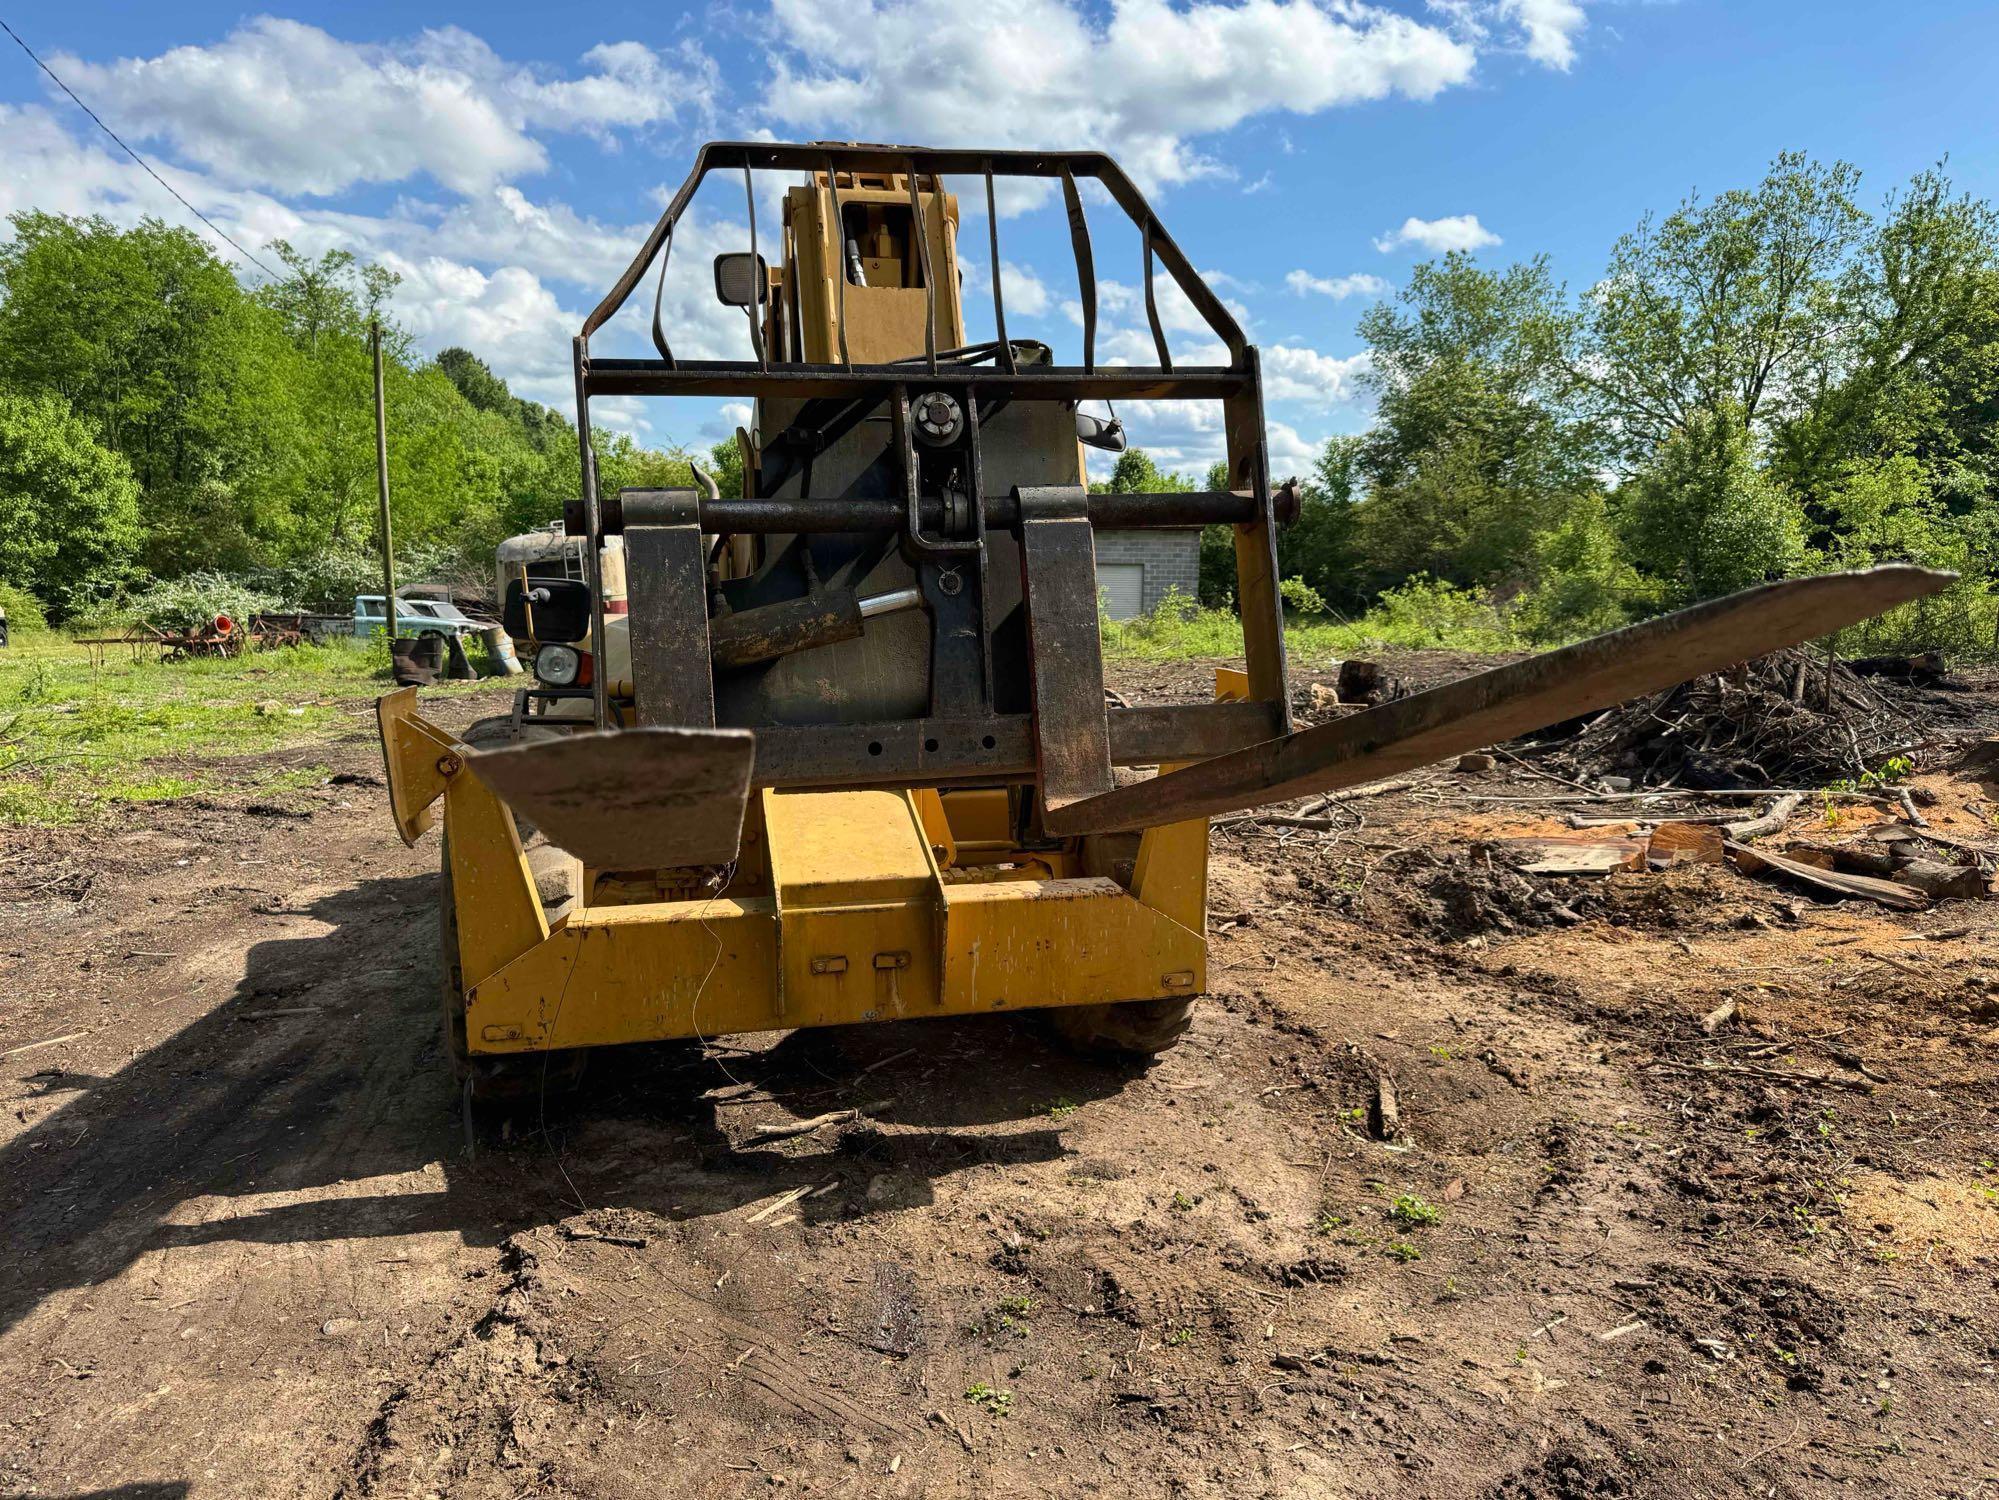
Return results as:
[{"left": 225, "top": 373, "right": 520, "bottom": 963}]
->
[{"left": 378, "top": 142, "right": 1947, "bottom": 1101}]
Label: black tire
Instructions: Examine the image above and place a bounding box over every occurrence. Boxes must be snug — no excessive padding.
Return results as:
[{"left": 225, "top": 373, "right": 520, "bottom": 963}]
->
[
  {"left": 1044, "top": 996, "right": 1196, "bottom": 1058},
  {"left": 439, "top": 718, "right": 585, "bottom": 1106}
]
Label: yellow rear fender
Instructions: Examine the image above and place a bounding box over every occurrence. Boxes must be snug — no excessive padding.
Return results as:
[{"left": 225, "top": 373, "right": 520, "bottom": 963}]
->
[{"left": 375, "top": 687, "right": 548, "bottom": 990}]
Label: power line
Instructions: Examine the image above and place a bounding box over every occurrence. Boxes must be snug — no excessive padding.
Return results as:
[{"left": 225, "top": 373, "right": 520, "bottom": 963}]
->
[{"left": 0, "top": 16, "right": 280, "bottom": 279}]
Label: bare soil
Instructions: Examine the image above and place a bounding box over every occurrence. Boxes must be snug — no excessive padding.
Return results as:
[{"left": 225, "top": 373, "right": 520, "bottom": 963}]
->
[{"left": 3, "top": 662, "right": 1998, "bottom": 1499}]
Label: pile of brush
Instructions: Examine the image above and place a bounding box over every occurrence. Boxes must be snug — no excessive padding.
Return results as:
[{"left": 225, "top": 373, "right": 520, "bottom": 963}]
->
[{"left": 1534, "top": 647, "right": 1952, "bottom": 788}]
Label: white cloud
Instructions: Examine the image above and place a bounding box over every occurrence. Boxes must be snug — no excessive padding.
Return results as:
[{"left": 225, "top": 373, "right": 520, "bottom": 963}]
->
[
  {"left": 1498, "top": 0, "right": 1587, "bottom": 70},
  {"left": 763, "top": 0, "right": 1479, "bottom": 193},
  {"left": 1262, "top": 344, "right": 1370, "bottom": 406},
  {"left": 960, "top": 258, "right": 1054, "bottom": 319},
  {"left": 1264, "top": 419, "right": 1326, "bottom": 473},
  {"left": 1092, "top": 400, "right": 1330, "bottom": 481},
  {"left": 1373, "top": 213, "right": 1501, "bottom": 253},
  {"left": 1286, "top": 268, "right": 1391, "bottom": 300},
  {"left": 51, "top": 19, "right": 711, "bottom": 196}
]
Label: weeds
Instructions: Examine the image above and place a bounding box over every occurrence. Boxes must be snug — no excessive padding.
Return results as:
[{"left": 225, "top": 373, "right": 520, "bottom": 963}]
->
[
  {"left": 1389, "top": 1194, "right": 1442, "bottom": 1227},
  {"left": 964, "top": 1382, "right": 1013, "bottom": 1417}
]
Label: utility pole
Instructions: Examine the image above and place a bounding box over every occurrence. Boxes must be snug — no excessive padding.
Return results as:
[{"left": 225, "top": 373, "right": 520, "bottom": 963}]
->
[{"left": 370, "top": 318, "right": 397, "bottom": 643}]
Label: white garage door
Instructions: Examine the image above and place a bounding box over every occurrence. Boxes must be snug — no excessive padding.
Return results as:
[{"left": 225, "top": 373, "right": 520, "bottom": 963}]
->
[{"left": 1098, "top": 562, "right": 1145, "bottom": 620}]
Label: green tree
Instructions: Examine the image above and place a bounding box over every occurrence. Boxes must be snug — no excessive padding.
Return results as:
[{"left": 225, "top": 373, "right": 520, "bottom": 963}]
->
[
  {"left": 1274, "top": 435, "right": 1363, "bottom": 612},
  {"left": 1575, "top": 152, "right": 1867, "bottom": 465},
  {"left": 0, "top": 212, "right": 293, "bottom": 573},
  {"left": 1774, "top": 165, "right": 1999, "bottom": 535},
  {"left": 1616, "top": 403, "right": 1808, "bottom": 602},
  {"left": 1090, "top": 447, "right": 1195, "bottom": 495},
  {"left": 0, "top": 389, "right": 142, "bottom": 616},
  {"left": 1353, "top": 253, "right": 1601, "bottom": 593}
]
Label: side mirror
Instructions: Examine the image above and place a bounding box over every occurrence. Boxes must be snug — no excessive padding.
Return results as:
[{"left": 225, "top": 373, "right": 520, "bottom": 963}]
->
[
  {"left": 713, "top": 252, "right": 768, "bottom": 309},
  {"left": 503, "top": 576, "right": 593, "bottom": 643},
  {"left": 1076, "top": 412, "right": 1127, "bottom": 453}
]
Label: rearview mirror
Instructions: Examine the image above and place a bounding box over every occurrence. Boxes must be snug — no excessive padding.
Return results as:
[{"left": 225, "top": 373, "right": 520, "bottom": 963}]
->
[
  {"left": 1076, "top": 412, "right": 1127, "bottom": 453},
  {"left": 713, "top": 252, "right": 768, "bottom": 309},
  {"left": 503, "top": 576, "right": 593, "bottom": 643}
]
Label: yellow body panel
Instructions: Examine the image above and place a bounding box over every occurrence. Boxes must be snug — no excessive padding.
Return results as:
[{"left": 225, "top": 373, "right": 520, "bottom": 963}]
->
[
  {"left": 765, "top": 788, "right": 938, "bottom": 906},
  {"left": 787, "top": 177, "right": 964, "bottom": 364},
  {"left": 446, "top": 773, "right": 548, "bottom": 988},
  {"left": 464, "top": 875, "right": 1202, "bottom": 1052},
  {"left": 381, "top": 694, "right": 1218, "bottom": 1056}
]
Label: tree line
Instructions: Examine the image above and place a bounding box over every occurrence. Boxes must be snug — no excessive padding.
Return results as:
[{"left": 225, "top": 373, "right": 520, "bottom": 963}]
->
[
  {"left": 2, "top": 150, "right": 1996, "bottom": 655},
  {"left": 1103, "top": 153, "right": 1999, "bottom": 656},
  {"left": 0, "top": 213, "right": 713, "bottom": 625}
]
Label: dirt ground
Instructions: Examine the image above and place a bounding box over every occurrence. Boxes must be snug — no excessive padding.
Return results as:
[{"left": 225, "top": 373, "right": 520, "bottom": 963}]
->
[{"left": 3, "top": 659, "right": 1997, "bottom": 1499}]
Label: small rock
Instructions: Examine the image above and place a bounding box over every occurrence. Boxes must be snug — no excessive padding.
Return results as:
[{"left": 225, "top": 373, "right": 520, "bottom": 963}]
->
[
  {"left": 320, "top": 1317, "right": 360, "bottom": 1338},
  {"left": 1599, "top": 776, "right": 1633, "bottom": 792},
  {"left": 1456, "top": 752, "right": 1495, "bottom": 772}
]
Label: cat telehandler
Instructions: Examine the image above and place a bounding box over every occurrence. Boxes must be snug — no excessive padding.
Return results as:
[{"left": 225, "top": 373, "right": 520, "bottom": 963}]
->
[{"left": 376, "top": 141, "right": 1947, "bottom": 1100}]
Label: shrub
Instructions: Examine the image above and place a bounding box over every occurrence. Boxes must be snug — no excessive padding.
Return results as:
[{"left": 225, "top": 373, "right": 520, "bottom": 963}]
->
[
  {"left": 119, "top": 572, "right": 281, "bottom": 634},
  {"left": 1279, "top": 576, "right": 1330, "bottom": 616},
  {"left": 0, "top": 580, "right": 49, "bottom": 634}
]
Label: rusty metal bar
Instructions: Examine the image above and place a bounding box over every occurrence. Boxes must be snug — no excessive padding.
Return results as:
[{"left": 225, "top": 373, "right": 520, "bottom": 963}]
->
[
  {"left": 581, "top": 360, "right": 1245, "bottom": 401},
  {"left": 1142, "top": 219, "right": 1171, "bottom": 370},
  {"left": 984, "top": 160, "right": 1014, "bottom": 375},
  {"left": 743, "top": 161, "right": 766, "bottom": 370},
  {"left": 575, "top": 489, "right": 1256, "bottom": 536},
  {"left": 648, "top": 225, "right": 677, "bottom": 366},
  {"left": 1060, "top": 168, "right": 1096, "bottom": 373},
  {"left": 907, "top": 159, "right": 937, "bottom": 374},
  {"left": 572, "top": 335, "right": 610, "bottom": 728},
  {"left": 826, "top": 152, "right": 851, "bottom": 370}
]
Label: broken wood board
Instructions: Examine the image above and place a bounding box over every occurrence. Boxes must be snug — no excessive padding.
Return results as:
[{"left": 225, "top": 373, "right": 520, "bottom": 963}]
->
[
  {"left": 1496, "top": 833, "right": 1648, "bottom": 876},
  {"left": 1725, "top": 840, "right": 1928, "bottom": 911},
  {"left": 1518, "top": 845, "right": 1646, "bottom": 876}
]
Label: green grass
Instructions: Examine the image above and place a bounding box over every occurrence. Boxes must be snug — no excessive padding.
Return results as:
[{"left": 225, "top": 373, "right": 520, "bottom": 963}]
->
[
  {"left": 1100, "top": 580, "right": 1526, "bottom": 663},
  {"left": 0, "top": 634, "right": 499, "bottom": 825}
]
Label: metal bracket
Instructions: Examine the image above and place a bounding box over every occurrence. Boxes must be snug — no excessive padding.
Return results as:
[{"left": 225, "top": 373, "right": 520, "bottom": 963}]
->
[
  {"left": 1015, "top": 484, "right": 1113, "bottom": 814},
  {"left": 622, "top": 487, "right": 716, "bottom": 727}
]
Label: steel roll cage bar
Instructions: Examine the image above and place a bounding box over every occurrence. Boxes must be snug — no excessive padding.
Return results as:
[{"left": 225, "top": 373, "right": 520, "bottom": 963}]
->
[{"left": 568, "top": 141, "right": 1287, "bottom": 742}]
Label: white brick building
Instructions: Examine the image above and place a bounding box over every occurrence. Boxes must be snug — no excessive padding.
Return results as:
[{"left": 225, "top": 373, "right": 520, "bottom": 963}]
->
[{"left": 1093, "top": 529, "right": 1203, "bottom": 619}]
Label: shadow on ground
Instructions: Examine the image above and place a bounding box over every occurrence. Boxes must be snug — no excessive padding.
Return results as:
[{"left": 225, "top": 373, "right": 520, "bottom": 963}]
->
[{"left": 0, "top": 872, "right": 1140, "bottom": 1337}]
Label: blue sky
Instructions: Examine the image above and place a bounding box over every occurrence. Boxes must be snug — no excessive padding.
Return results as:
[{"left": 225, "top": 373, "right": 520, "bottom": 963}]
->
[{"left": 4, "top": 0, "right": 1997, "bottom": 477}]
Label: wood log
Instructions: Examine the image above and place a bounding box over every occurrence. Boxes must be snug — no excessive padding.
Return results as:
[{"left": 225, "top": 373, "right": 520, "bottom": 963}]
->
[
  {"left": 1336, "top": 658, "right": 1386, "bottom": 704},
  {"left": 1781, "top": 842, "right": 1900, "bottom": 877},
  {"left": 1649, "top": 821, "right": 1725, "bottom": 866},
  {"left": 1892, "top": 859, "right": 1987, "bottom": 902},
  {"left": 1725, "top": 840, "right": 1928, "bottom": 911},
  {"left": 1372, "top": 1073, "right": 1406, "bottom": 1144},
  {"left": 1723, "top": 793, "right": 1803, "bottom": 841}
]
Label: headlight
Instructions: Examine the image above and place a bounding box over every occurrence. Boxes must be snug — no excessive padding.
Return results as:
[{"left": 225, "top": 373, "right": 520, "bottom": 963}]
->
[{"left": 535, "top": 644, "right": 582, "bottom": 686}]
